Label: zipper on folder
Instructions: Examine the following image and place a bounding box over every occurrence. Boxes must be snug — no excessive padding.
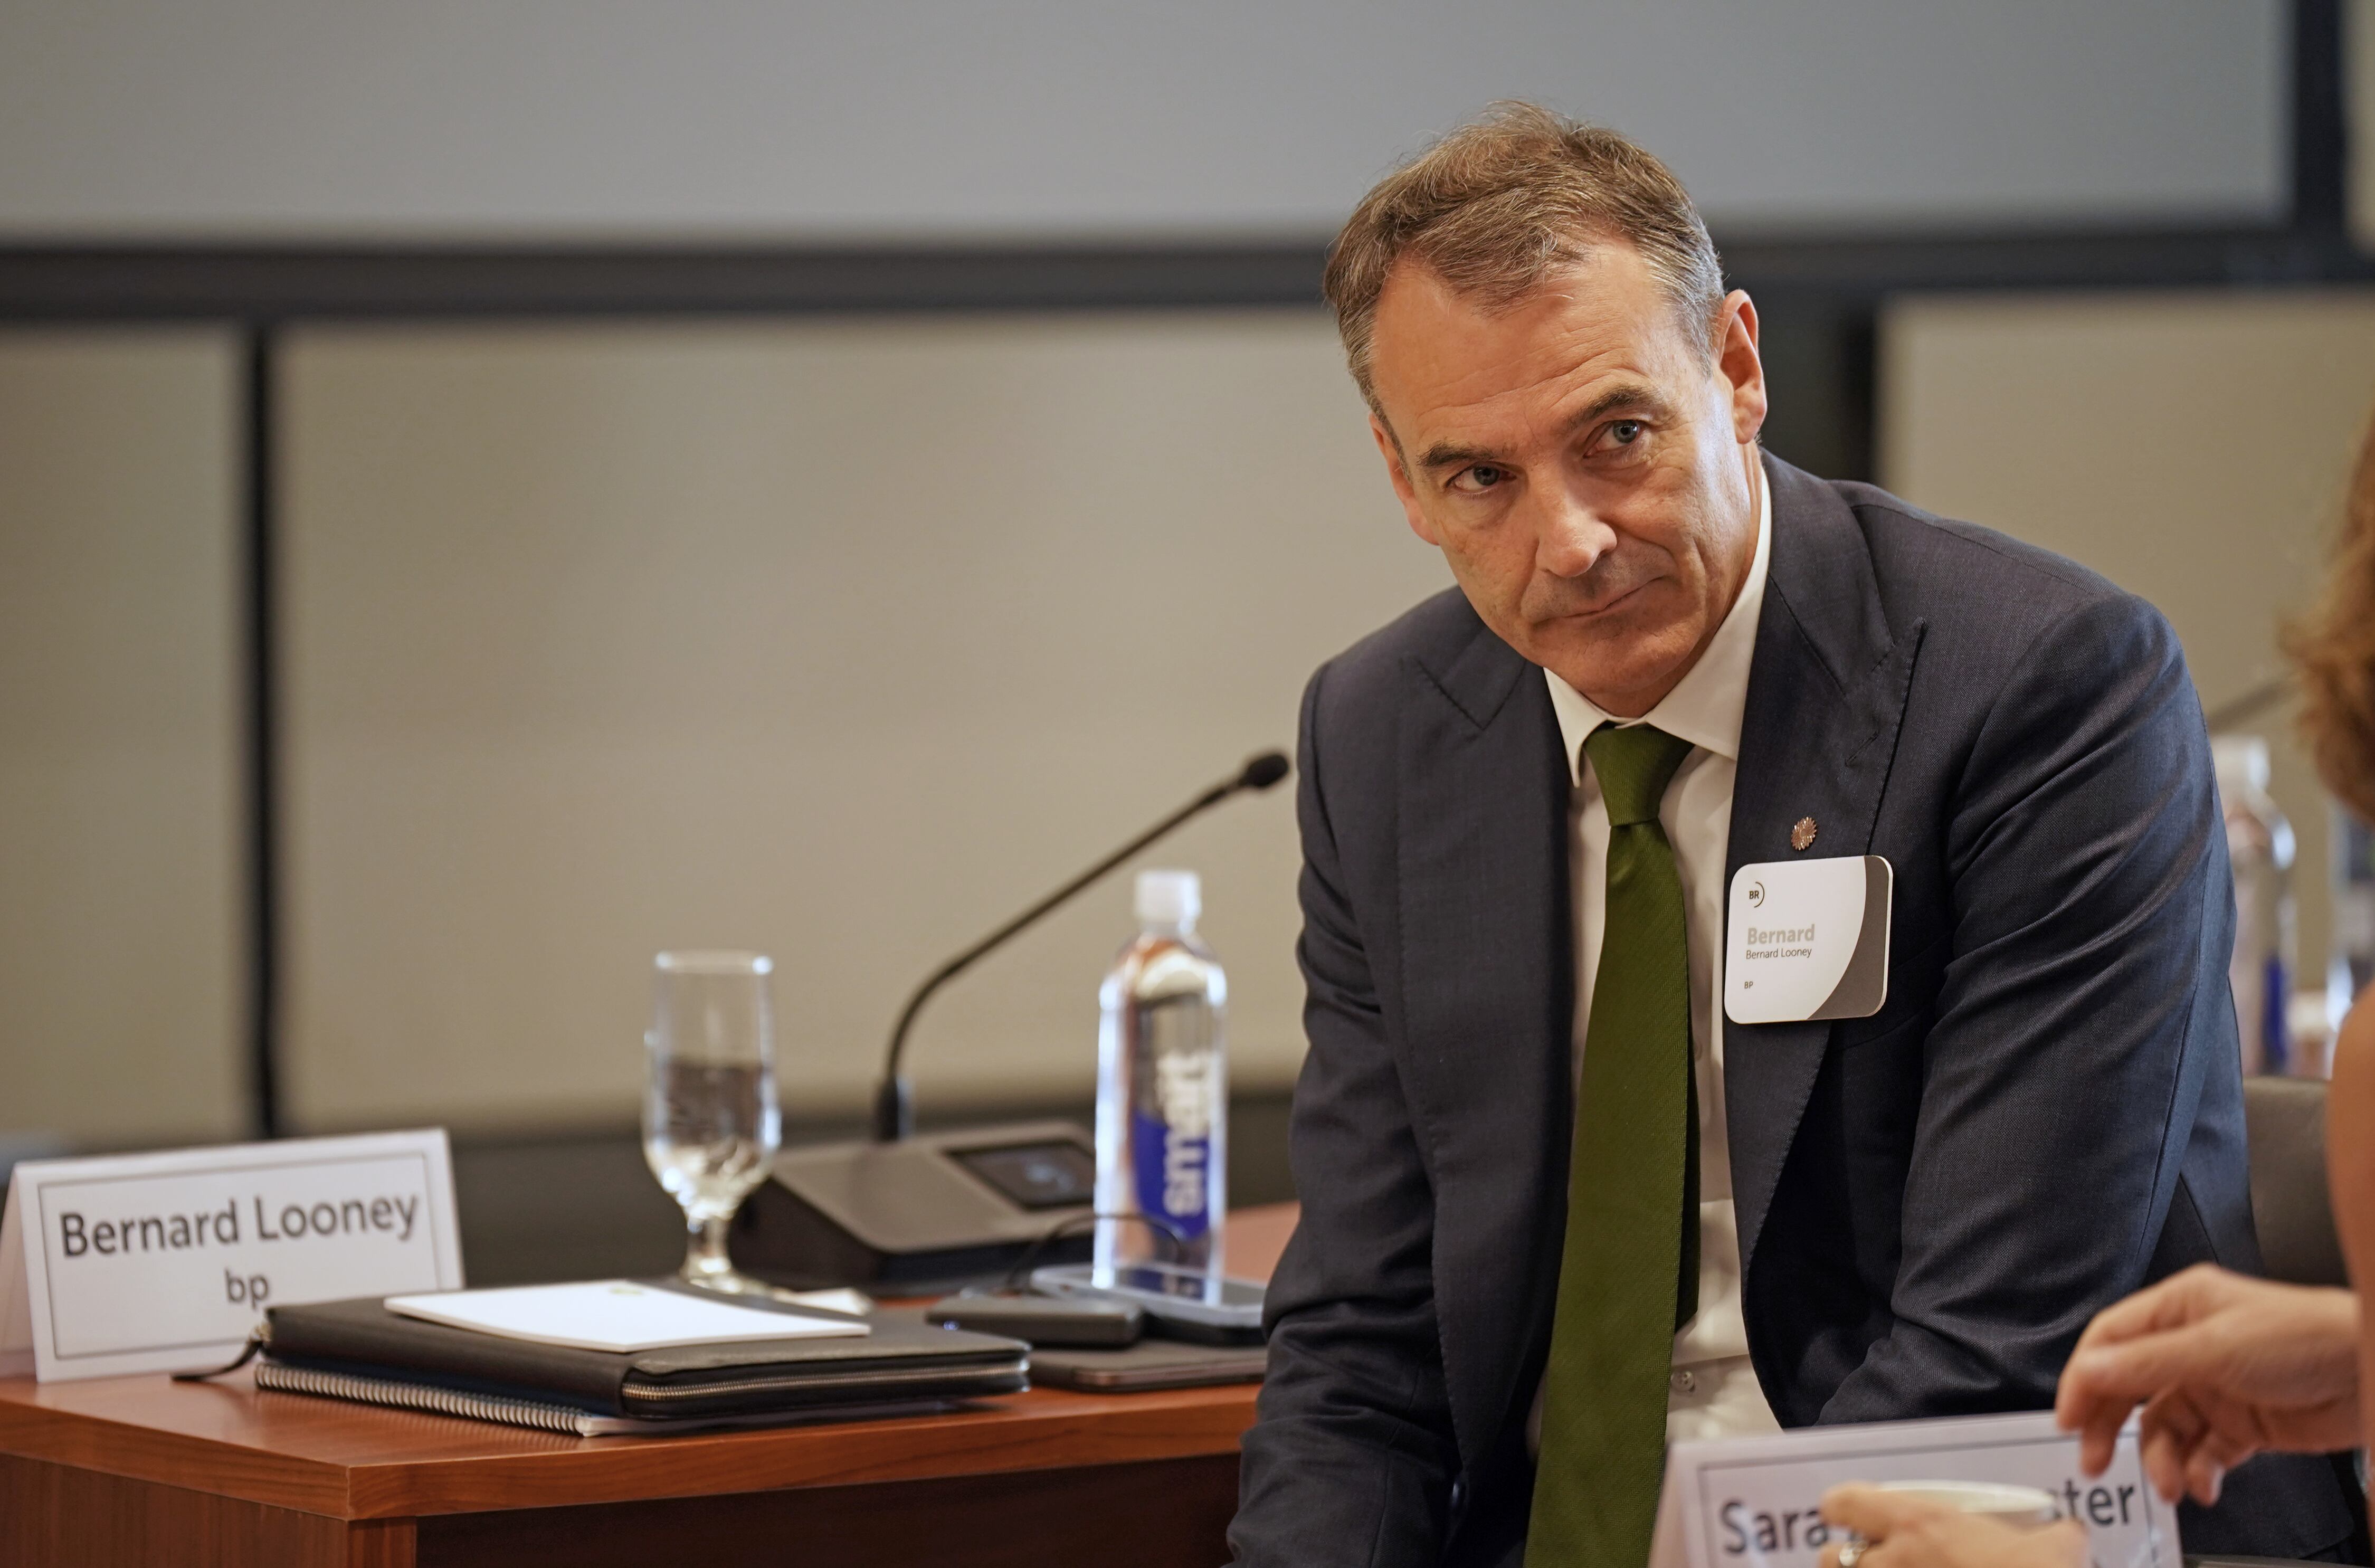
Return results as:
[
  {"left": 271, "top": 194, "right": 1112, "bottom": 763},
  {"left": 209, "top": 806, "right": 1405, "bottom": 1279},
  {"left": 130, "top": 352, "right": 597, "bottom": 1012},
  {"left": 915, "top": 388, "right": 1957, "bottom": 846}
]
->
[{"left": 621, "top": 1360, "right": 1027, "bottom": 1409}]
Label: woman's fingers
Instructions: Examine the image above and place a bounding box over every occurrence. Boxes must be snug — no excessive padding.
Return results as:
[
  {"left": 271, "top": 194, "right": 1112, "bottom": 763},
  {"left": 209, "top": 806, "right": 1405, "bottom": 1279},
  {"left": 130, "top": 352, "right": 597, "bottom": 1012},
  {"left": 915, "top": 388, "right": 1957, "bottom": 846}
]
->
[
  {"left": 2025, "top": 1521, "right": 2091, "bottom": 1568},
  {"left": 2062, "top": 1326, "right": 2220, "bottom": 1479},
  {"left": 2181, "top": 1445, "right": 2228, "bottom": 1507},
  {"left": 2136, "top": 1386, "right": 2211, "bottom": 1504},
  {"left": 1817, "top": 1489, "right": 2088, "bottom": 1568},
  {"left": 2069, "top": 1267, "right": 2231, "bottom": 1358},
  {"left": 1819, "top": 1484, "right": 1946, "bottom": 1538},
  {"left": 2058, "top": 1342, "right": 2170, "bottom": 1477},
  {"left": 2138, "top": 1423, "right": 2186, "bottom": 1506},
  {"left": 2176, "top": 1399, "right": 2269, "bottom": 1507},
  {"left": 2070, "top": 1413, "right": 2130, "bottom": 1481},
  {"left": 2056, "top": 1270, "right": 2247, "bottom": 1475},
  {"left": 2059, "top": 1279, "right": 2363, "bottom": 1483},
  {"left": 2062, "top": 1317, "right": 2240, "bottom": 1424}
]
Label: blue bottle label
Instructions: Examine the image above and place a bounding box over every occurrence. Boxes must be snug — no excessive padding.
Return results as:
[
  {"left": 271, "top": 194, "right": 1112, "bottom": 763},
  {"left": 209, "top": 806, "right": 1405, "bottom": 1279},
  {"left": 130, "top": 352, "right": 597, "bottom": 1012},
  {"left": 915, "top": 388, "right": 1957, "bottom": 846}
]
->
[
  {"left": 1130, "top": 1106, "right": 1211, "bottom": 1240},
  {"left": 2263, "top": 953, "right": 2290, "bottom": 1073}
]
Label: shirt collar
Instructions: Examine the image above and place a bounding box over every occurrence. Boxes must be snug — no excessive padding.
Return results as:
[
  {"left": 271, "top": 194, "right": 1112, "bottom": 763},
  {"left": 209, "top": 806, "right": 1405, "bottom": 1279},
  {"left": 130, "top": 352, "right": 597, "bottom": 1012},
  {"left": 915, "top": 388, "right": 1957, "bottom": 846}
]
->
[{"left": 1544, "top": 453, "right": 1772, "bottom": 786}]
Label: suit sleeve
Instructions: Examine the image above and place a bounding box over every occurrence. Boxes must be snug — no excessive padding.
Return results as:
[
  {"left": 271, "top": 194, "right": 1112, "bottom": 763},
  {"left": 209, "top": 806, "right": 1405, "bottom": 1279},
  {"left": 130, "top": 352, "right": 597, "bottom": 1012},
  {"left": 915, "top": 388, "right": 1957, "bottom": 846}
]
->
[
  {"left": 1229, "top": 662, "right": 1459, "bottom": 1567},
  {"left": 1818, "top": 591, "right": 2237, "bottom": 1421}
]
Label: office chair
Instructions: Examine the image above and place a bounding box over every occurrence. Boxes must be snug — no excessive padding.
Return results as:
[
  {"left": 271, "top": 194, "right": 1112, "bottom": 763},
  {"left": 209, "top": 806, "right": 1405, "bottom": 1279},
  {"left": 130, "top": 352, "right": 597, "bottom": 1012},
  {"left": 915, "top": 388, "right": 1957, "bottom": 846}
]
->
[{"left": 2244, "top": 1076, "right": 2349, "bottom": 1289}]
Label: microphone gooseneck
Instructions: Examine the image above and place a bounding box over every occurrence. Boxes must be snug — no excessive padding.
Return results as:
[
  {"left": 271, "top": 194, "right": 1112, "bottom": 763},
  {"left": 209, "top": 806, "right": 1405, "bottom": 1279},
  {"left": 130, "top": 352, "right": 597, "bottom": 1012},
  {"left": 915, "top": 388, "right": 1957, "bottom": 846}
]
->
[{"left": 871, "top": 749, "right": 1291, "bottom": 1142}]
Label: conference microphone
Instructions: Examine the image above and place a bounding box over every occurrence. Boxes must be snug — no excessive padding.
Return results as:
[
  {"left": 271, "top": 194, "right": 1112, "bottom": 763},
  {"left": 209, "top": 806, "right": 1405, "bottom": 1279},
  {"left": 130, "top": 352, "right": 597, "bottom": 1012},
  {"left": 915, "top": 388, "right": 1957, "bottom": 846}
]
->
[
  {"left": 728, "top": 749, "right": 1293, "bottom": 1292},
  {"left": 871, "top": 748, "right": 1292, "bottom": 1142}
]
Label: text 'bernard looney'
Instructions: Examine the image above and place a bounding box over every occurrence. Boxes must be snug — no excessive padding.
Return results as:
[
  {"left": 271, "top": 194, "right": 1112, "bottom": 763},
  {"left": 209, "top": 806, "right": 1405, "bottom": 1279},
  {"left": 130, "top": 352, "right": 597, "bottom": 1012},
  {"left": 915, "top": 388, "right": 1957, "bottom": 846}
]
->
[{"left": 54, "top": 1194, "right": 422, "bottom": 1259}]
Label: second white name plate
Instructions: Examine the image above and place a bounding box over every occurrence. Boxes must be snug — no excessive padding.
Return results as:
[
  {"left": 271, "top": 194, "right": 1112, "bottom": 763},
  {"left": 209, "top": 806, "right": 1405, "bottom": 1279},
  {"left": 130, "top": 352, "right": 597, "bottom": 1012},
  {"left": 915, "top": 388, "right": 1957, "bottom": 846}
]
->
[
  {"left": 0, "top": 1128, "right": 463, "bottom": 1381},
  {"left": 1660, "top": 1410, "right": 2173, "bottom": 1568}
]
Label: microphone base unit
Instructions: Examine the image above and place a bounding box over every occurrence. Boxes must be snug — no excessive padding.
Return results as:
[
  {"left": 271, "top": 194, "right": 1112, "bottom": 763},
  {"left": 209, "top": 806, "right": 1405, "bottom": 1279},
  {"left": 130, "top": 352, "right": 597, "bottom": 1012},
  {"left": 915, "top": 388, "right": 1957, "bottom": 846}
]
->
[{"left": 730, "top": 1119, "right": 1098, "bottom": 1294}]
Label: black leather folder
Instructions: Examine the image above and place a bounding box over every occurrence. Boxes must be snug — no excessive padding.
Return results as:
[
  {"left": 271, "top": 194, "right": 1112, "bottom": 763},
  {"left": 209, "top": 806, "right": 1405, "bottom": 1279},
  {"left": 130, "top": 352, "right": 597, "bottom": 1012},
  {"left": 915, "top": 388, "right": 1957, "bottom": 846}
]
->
[
  {"left": 1028, "top": 1338, "right": 1267, "bottom": 1392},
  {"left": 255, "top": 1295, "right": 1029, "bottom": 1435}
]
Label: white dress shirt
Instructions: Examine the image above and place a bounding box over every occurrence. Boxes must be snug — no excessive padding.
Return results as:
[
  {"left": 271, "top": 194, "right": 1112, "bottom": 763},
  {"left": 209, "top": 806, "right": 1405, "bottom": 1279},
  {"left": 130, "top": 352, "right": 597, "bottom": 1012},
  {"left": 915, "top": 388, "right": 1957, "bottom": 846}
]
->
[{"left": 1534, "top": 457, "right": 1780, "bottom": 1446}]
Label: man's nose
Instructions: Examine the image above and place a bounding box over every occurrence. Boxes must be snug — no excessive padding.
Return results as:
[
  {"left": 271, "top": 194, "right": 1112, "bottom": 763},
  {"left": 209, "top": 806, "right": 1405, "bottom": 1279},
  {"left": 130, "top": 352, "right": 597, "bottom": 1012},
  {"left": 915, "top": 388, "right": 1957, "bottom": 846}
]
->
[{"left": 1532, "top": 489, "right": 1618, "bottom": 578}]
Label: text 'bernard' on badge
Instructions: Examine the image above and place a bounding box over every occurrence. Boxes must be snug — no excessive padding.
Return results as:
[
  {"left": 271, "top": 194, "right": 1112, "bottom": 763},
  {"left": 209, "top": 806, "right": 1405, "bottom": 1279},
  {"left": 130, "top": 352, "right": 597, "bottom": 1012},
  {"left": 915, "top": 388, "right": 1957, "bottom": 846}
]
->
[
  {"left": 1724, "top": 856, "right": 1892, "bottom": 1024},
  {"left": 0, "top": 1129, "right": 462, "bottom": 1382}
]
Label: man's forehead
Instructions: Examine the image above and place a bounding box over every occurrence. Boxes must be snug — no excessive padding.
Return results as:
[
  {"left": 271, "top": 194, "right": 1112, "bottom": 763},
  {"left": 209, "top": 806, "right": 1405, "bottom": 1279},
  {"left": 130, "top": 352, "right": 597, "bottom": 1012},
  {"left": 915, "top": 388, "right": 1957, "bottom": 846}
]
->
[
  {"left": 1370, "top": 248, "right": 1676, "bottom": 446},
  {"left": 1373, "top": 248, "right": 1630, "bottom": 350}
]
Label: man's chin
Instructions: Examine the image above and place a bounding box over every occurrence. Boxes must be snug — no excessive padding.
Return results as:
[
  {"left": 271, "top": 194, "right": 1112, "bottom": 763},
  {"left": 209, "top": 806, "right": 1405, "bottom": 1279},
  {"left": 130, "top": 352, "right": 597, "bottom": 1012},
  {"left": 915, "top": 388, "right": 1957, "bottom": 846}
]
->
[{"left": 1525, "top": 624, "right": 1697, "bottom": 710}]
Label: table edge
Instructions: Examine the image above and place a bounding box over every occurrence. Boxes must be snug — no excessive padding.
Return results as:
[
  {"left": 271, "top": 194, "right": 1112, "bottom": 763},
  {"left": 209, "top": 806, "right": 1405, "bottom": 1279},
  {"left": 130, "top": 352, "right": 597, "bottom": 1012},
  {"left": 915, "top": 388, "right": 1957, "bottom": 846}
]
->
[{"left": 0, "top": 1376, "right": 1261, "bottom": 1519}]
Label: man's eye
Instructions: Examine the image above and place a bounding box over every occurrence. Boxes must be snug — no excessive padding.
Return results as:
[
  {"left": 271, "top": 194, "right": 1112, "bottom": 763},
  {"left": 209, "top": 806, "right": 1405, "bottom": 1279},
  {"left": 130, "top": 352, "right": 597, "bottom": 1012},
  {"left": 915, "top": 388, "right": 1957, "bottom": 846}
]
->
[
  {"left": 1608, "top": 420, "right": 1644, "bottom": 446},
  {"left": 1451, "top": 464, "right": 1509, "bottom": 493}
]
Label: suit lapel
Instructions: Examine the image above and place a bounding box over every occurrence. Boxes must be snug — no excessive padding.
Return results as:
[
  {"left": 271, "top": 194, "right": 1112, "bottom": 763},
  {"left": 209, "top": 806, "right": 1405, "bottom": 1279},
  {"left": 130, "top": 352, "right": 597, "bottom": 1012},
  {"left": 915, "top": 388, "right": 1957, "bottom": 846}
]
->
[
  {"left": 1396, "top": 609, "right": 1573, "bottom": 1465},
  {"left": 1725, "top": 459, "right": 1924, "bottom": 1275}
]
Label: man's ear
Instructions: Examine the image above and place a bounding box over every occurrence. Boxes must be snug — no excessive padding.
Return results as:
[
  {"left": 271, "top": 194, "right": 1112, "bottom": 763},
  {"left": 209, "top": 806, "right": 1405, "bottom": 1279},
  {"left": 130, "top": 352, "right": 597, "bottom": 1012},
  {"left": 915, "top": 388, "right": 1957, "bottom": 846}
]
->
[
  {"left": 1714, "top": 290, "right": 1768, "bottom": 447},
  {"left": 1371, "top": 413, "right": 1441, "bottom": 547}
]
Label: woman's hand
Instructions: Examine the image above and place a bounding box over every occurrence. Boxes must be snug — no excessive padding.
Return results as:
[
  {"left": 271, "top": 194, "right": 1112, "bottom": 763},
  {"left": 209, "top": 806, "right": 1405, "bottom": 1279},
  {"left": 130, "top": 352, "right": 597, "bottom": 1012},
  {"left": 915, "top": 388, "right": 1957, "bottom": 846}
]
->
[
  {"left": 1816, "top": 1487, "right": 2084, "bottom": 1568},
  {"left": 2053, "top": 1263, "right": 2359, "bottom": 1505}
]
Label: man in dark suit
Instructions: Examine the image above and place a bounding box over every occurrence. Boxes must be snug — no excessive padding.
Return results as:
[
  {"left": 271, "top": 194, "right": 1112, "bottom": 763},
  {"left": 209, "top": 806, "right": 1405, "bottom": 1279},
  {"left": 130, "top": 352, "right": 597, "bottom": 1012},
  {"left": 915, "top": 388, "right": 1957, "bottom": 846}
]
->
[{"left": 1227, "top": 105, "right": 2363, "bottom": 1567}]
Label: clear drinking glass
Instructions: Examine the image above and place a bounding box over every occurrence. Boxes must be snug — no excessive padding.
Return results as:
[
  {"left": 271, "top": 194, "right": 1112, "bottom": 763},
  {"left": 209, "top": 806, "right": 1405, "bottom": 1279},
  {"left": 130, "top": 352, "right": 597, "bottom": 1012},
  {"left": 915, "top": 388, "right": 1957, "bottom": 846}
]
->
[{"left": 642, "top": 950, "right": 785, "bottom": 1297}]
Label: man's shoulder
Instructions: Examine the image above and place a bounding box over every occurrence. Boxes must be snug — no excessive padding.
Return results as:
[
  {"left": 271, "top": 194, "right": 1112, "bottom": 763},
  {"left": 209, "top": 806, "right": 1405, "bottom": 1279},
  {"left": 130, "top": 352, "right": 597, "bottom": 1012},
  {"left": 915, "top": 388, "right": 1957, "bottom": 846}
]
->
[
  {"left": 1820, "top": 475, "right": 2136, "bottom": 627},
  {"left": 1308, "top": 585, "right": 1503, "bottom": 716},
  {"left": 1776, "top": 468, "right": 2188, "bottom": 724}
]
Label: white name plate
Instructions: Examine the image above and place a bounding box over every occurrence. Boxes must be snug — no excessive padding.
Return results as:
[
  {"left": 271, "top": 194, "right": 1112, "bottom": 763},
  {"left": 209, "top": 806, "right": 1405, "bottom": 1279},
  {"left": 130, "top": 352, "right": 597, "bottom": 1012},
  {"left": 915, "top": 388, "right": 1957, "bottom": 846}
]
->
[
  {"left": 1659, "top": 1411, "right": 2174, "bottom": 1568},
  {"left": 0, "top": 1129, "right": 463, "bottom": 1382}
]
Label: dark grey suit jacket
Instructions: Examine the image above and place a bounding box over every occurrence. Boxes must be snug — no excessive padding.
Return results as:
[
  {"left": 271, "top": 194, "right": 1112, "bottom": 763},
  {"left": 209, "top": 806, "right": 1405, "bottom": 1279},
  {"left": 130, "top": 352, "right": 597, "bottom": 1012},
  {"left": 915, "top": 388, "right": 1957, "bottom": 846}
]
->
[{"left": 1229, "top": 460, "right": 2363, "bottom": 1566}]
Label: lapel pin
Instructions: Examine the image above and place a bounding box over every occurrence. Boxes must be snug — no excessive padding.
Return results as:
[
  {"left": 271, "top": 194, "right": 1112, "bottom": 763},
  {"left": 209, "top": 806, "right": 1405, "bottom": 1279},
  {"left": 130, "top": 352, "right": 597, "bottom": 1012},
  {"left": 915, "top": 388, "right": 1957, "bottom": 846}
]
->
[{"left": 1791, "top": 816, "right": 1818, "bottom": 852}]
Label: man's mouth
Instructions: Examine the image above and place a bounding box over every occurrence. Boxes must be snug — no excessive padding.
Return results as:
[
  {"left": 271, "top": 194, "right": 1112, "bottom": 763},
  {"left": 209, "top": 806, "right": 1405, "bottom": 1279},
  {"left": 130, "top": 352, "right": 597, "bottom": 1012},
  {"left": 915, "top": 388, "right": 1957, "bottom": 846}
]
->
[{"left": 1547, "top": 581, "right": 1649, "bottom": 622}]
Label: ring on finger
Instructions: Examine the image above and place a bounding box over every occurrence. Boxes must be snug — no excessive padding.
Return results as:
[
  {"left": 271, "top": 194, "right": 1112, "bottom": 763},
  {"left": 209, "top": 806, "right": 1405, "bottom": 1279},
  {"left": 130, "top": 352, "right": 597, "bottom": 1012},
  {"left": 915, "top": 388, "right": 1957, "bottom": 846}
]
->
[{"left": 1837, "top": 1539, "right": 1868, "bottom": 1568}]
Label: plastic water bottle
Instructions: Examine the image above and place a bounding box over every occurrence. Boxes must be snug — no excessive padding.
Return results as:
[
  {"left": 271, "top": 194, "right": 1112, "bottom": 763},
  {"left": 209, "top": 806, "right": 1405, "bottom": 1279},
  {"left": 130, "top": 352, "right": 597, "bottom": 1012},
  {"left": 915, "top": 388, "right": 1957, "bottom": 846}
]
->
[
  {"left": 2214, "top": 736, "right": 2297, "bottom": 1075},
  {"left": 1096, "top": 869, "right": 1228, "bottom": 1274}
]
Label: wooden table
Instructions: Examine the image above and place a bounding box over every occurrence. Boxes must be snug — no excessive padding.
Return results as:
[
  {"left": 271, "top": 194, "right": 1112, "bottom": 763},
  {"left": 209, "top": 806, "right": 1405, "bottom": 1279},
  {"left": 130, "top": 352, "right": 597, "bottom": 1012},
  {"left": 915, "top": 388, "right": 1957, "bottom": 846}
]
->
[{"left": 0, "top": 1204, "right": 1296, "bottom": 1567}]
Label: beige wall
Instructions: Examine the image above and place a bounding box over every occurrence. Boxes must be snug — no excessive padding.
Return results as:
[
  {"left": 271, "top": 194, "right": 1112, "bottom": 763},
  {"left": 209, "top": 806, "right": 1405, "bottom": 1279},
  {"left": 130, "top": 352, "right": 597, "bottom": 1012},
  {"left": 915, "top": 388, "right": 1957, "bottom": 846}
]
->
[
  {"left": 0, "top": 329, "right": 245, "bottom": 1145},
  {"left": 17, "top": 292, "right": 2369, "bottom": 1145},
  {"left": 280, "top": 313, "right": 1443, "bottom": 1132},
  {"left": 1881, "top": 289, "right": 2375, "bottom": 987}
]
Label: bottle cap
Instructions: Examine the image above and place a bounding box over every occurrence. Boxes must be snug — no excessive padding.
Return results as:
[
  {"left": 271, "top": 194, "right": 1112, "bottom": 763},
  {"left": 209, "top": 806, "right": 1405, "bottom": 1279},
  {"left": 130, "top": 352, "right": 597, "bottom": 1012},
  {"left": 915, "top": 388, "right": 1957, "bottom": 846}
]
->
[
  {"left": 2211, "top": 734, "right": 2271, "bottom": 794},
  {"left": 1135, "top": 869, "right": 1201, "bottom": 927}
]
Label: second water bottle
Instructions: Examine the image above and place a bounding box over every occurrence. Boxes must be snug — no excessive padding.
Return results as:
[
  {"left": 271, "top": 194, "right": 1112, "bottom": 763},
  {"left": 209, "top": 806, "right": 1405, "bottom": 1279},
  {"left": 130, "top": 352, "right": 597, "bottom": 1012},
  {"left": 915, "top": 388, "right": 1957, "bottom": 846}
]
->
[{"left": 1095, "top": 869, "right": 1228, "bottom": 1273}]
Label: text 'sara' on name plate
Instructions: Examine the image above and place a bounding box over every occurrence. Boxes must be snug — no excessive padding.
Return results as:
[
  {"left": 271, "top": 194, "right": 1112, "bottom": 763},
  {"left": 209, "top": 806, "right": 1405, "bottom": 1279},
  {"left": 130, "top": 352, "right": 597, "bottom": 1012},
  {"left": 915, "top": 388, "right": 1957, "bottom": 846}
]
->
[{"left": 1723, "top": 856, "right": 1891, "bottom": 1024}]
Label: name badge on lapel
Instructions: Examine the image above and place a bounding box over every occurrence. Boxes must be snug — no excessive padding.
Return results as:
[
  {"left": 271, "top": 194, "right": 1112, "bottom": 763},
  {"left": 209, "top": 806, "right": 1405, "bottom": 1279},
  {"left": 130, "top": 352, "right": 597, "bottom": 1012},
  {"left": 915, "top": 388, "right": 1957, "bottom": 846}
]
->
[{"left": 1724, "top": 856, "right": 1892, "bottom": 1024}]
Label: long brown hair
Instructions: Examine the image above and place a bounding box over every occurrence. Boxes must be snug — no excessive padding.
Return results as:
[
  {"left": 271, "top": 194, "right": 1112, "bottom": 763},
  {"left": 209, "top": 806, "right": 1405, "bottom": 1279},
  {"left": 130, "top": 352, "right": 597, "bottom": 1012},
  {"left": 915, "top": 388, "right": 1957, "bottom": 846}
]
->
[{"left": 2290, "top": 408, "right": 2375, "bottom": 824}]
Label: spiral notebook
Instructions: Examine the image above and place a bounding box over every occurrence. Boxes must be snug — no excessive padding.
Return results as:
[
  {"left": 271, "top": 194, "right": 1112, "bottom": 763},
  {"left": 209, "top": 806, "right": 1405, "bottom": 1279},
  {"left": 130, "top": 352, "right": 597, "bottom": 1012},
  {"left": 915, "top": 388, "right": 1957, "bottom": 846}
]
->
[{"left": 250, "top": 1358, "right": 947, "bottom": 1437}]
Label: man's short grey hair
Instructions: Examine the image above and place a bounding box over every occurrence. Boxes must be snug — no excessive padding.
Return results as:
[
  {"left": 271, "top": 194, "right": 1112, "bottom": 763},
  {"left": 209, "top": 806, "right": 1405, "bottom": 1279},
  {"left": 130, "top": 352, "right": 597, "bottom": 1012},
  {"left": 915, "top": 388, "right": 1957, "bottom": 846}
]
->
[{"left": 1323, "top": 102, "right": 1726, "bottom": 417}]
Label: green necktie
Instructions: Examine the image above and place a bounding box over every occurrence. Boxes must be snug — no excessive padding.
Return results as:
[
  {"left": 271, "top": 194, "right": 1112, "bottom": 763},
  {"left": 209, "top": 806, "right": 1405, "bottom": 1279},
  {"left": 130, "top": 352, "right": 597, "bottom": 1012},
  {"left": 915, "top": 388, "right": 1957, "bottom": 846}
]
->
[{"left": 1527, "top": 722, "right": 1698, "bottom": 1568}]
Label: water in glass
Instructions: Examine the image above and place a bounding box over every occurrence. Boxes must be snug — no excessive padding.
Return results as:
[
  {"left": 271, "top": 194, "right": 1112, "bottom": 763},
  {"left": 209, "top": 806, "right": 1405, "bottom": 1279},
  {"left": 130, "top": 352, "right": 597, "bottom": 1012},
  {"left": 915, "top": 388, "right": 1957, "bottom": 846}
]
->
[
  {"left": 643, "top": 951, "right": 784, "bottom": 1297},
  {"left": 646, "top": 1060, "right": 777, "bottom": 1221}
]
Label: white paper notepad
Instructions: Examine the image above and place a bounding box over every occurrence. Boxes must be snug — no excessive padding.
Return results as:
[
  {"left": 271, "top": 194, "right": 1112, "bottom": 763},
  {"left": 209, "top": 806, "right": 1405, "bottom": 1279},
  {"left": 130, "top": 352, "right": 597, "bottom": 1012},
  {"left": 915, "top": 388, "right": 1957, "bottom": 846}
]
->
[{"left": 383, "top": 1280, "right": 870, "bottom": 1352}]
